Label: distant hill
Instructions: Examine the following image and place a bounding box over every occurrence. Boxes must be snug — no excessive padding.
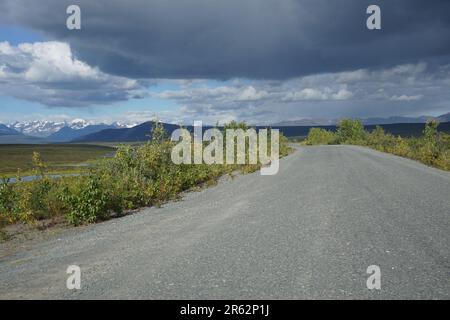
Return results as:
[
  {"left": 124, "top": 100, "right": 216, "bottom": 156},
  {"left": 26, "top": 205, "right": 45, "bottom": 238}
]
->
[
  {"left": 362, "top": 116, "right": 432, "bottom": 125},
  {"left": 74, "top": 122, "right": 182, "bottom": 142},
  {"left": 74, "top": 121, "right": 450, "bottom": 142},
  {"left": 364, "top": 122, "right": 450, "bottom": 137},
  {"left": 272, "top": 122, "right": 450, "bottom": 138},
  {"left": 438, "top": 112, "right": 450, "bottom": 123},
  {"left": 0, "top": 124, "right": 49, "bottom": 144},
  {"left": 272, "top": 112, "right": 450, "bottom": 126},
  {"left": 0, "top": 135, "right": 48, "bottom": 144},
  {"left": 48, "top": 124, "right": 116, "bottom": 142},
  {"left": 0, "top": 124, "right": 21, "bottom": 136},
  {"left": 273, "top": 119, "right": 336, "bottom": 126}
]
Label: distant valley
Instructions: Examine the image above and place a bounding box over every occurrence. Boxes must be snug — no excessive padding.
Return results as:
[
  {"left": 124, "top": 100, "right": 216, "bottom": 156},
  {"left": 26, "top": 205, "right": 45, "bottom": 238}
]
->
[{"left": 1, "top": 112, "right": 449, "bottom": 144}]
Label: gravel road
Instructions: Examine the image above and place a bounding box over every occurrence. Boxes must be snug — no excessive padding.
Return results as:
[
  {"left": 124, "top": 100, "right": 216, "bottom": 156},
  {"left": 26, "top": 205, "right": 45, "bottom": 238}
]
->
[{"left": 1, "top": 145, "right": 449, "bottom": 299}]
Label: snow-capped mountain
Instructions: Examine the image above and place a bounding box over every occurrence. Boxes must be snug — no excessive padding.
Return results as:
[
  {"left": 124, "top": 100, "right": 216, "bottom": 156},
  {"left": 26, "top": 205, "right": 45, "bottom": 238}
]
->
[
  {"left": 112, "top": 121, "right": 138, "bottom": 129},
  {"left": 6, "top": 119, "right": 135, "bottom": 137},
  {"left": 68, "top": 118, "right": 92, "bottom": 130},
  {"left": 8, "top": 121, "right": 67, "bottom": 137},
  {"left": 0, "top": 123, "right": 21, "bottom": 136}
]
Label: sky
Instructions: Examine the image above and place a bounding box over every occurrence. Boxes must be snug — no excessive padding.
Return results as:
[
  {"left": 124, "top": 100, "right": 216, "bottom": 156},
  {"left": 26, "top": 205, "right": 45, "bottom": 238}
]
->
[{"left": 0, "top": 0, "right": 449, "bottom": 125}]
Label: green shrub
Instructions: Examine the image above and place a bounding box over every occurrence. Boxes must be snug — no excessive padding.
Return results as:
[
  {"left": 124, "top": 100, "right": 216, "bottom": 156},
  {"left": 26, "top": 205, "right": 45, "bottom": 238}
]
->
[
  {"left": 60, "top": 175, "right": 109, "bottom": 225},
  {"left": 0, "top": 178, "right": 20, "bottom": 223},
  {"left": 336, "top": 119, "right": 365, "bottom": 144},
  {"left": 417, "top": 120, "right": 440, "bottom": 165},
  {"left": 366, "top": 126, "right": 386, "bottom": 150},
  {"left": 22, "top": 179, "right": 55, "bottom": 220},
  {"left": 305, "top": 128, "right": 337, "bottom": 145}
]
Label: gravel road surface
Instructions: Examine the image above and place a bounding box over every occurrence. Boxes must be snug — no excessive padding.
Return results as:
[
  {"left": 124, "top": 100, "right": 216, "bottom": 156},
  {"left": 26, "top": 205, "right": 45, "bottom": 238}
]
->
[{"left": 1, "top": 145, "right": 449, "bottom": 299}]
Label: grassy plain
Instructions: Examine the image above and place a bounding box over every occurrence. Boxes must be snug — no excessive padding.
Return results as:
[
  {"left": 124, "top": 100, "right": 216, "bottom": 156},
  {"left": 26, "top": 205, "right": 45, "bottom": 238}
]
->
[{"left": 0, "top": 144, "right": 115, "bottom": 176}]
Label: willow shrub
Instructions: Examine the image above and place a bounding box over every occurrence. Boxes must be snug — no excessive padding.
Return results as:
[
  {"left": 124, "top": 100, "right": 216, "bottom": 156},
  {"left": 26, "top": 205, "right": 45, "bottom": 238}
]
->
[
  {"left": 304, "top": 119, "right": 450, "bottom": 171},
  {"left": 0, "top": 122, "right": 290, "bottom": 229},
  {"left": 304, "top": 128, "right": 337, "bottom": 145}
]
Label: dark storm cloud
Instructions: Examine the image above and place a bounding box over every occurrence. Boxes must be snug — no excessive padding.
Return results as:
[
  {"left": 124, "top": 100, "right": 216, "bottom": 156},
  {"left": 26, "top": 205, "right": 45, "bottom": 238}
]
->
[{"left": 2, "top": 0, "right": 450, "bottom": 79}]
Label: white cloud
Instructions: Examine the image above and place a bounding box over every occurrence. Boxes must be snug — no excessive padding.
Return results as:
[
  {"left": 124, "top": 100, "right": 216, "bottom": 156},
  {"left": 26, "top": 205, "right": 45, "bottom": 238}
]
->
[
  {"left": 282, "top": 88, "right": 328, "bottom": 101},
  {"left": 0, "top": 41, "right": 145, "bottom": 106},
  {"left": 332, "top": 88, "right": 353, "bottom": 100},
  {"left": 17, "top": 42, "right": 99, "bottom": 82},
  {"left": 386, "top": 63, "right": 427, "bottom": 77},
  {"left": 156, "top": 85, "right": 270, "bottom": 103},
  {"left": 282, "top": 87, "right": 353, "bottom": 102},
  {"left": 235, "top": 86, "right": 269, "bottom": 101},
  {"left": 390, "top": 94, "right": 424, "bottom": 101}
]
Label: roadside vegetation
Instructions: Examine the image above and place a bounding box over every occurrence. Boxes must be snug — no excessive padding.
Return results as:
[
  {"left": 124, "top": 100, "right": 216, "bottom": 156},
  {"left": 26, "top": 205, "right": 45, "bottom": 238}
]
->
[
  {"left": 304, "top": 118, "right": 450, "bottom": 171},
  {"left": 0, "top": 122, "right": 290, "bottom": 238}
]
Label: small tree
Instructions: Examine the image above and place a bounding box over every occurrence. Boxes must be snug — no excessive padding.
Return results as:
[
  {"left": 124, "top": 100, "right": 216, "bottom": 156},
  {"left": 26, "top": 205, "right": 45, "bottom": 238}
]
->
[
  {"left": 366, "top": 126, "right": 386, "bottom": 150},
  {"left": 423, "top": 119, "right": 439, "bottom": 144},
  {"left": 420, "top": 120, "right": 440, "bottom": 164},
  {"left": 223, "top": 120, "right": 248, "bottom": 131},
  {"left": 305, "top": 128, "right": 336, "bottom": 145},
  {"left": 150, "top": 119, "right": 167, "bottom": 144},
  {"left": 32, "top": 151, "right": 47, "bottom": 177},
  {"left": 336, "top": 119, "right": 365, "bottom": 144}
]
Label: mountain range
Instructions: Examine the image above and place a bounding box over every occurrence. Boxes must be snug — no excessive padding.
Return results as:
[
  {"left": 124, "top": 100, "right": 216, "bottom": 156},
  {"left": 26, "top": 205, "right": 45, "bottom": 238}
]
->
[
  {"left": 48, "top": 124, "right": 120, "bottom": 142},
  {"left": 0, "top": 119, "right": 138, "bottom": 143},
  {"left": 0, "top": 112, "right": 449, "bottom": 144},
  {"left": 0, "top": 123, "right": 21, "bottom": 136},
  {"left": 272, "top": 112, "right": 450, "bottom": 126},
  {"left": 74, "top": 122, "right": 183, "bottom": 142},
  {"left": 8, "top": 119, "right": 88, "bottom": 137},
  {"left": 6, "top": 119, "right": 137, "bottom": 138},
  {"left": 74, "top": 121, "right": 450, "bottom": 142}
]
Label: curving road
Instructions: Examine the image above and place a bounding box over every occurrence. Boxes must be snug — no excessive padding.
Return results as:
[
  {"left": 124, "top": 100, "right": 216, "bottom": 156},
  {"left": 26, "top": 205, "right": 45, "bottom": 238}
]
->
[{"left": 1, "top": 145, "right": 449, "bottom": 299}]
